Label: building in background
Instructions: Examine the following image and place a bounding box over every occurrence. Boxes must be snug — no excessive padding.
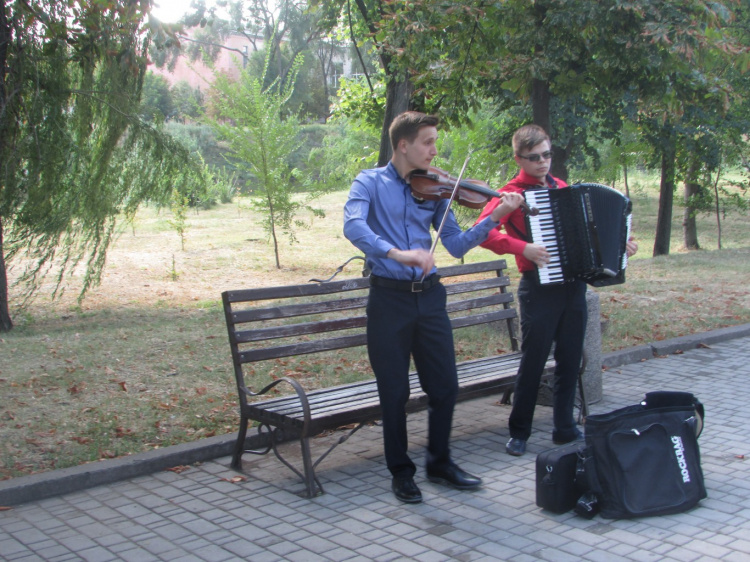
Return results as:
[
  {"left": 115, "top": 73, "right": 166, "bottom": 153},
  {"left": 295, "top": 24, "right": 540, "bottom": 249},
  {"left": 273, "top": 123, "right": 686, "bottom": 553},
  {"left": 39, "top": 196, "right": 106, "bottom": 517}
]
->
[{"left": 149, "top": 29, "right": 354, "bottom": 94}]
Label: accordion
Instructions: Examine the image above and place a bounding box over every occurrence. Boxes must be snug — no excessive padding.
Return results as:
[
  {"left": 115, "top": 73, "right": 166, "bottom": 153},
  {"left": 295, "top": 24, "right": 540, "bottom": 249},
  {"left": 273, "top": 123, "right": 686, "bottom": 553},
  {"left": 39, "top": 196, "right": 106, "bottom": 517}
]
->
[{"left": 523, "top": 183, "right": 633, "bottom": 287}]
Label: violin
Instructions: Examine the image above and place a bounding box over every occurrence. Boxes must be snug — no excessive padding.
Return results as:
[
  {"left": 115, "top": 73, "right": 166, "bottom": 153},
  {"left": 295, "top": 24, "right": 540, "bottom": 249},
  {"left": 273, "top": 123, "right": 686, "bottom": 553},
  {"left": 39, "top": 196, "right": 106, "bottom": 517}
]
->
[{"left": 409, "top": 166, "right": 539, "bottom": 216}]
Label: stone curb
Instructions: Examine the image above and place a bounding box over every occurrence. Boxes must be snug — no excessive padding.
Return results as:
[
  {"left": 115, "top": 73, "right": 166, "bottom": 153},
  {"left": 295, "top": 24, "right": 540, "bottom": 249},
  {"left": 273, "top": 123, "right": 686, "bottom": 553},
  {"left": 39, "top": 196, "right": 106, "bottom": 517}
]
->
[
  {"left": 2, "top": 323, "right": 749, "bottom": 507},
  {"left": 601, "top": 323, "right": 750, "bottom": 369}
]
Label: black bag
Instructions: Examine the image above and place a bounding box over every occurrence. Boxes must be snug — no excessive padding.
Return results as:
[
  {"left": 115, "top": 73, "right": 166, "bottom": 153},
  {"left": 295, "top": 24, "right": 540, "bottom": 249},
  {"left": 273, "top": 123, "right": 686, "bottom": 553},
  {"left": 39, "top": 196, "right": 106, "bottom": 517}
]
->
[
  {"left": 536, "top": 441, "right": 587, "bottom": 513},
  {"left": 582, "top": 391, "right": 706, "bottom": 519}
]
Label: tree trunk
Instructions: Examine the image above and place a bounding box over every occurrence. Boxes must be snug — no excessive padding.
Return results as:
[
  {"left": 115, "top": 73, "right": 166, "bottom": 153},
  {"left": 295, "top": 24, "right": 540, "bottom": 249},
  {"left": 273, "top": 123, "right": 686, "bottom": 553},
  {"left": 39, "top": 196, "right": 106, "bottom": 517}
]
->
[
  {"left": 531, "top": 79, "right": 568, "bottom": 181},
  {"left": 683, "top": 161, "right": 701, "bottom": 250},
  {"left": 377, "top": 75, "right": 414, "bottom": 167},
  {"left": 0, "top": 218, "right": 12, "bottom": 332},
  {"left": 653, "top": 140, "right": 676, "bottom": 256},
  {"left": 712, "top": 164, "right": 723, "bottom": 250},
  {"left": 532, "top": 78, "right": 550, "bottom": 135},
  {"left": 317, "top": 42, "right": 336, "bottom": 122},
  {"left": 0, "top": 2, "right": 12, "bottom": 331}
]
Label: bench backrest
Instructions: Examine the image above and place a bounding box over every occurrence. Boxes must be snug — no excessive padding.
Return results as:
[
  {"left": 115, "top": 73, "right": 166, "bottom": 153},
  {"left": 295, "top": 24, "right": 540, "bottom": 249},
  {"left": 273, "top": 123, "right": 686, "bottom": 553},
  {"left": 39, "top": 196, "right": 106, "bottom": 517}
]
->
[{"left": 222, "top": 259, "right": 519, "bottom": 402}]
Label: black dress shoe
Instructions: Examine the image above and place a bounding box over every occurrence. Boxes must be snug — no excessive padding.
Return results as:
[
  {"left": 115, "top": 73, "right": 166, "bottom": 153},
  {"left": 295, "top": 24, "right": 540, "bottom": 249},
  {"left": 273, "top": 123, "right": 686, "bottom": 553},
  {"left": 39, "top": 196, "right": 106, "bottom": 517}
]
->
[
  {"left": 506, "top": 437, "right": 527, "bottom": 456},
  {"left": 426, "top": 463, "right": 482, "bottom": 490},
  {"left": 392, "top": 476, "right": 422, "bottom": 503}
]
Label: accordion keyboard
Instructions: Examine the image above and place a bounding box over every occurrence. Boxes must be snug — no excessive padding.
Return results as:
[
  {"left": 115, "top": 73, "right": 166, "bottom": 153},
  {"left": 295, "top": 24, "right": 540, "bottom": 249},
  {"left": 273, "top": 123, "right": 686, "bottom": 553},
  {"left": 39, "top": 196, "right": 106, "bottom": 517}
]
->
[{"left": 524, "top": 189, "right": 564, "bottom": 284}]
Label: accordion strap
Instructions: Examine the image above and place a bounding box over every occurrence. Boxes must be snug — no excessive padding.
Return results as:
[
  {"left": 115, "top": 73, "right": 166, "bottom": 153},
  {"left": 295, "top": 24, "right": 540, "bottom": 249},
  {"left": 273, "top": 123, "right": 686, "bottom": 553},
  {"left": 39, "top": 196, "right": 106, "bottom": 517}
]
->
[{"left": 506, "top": 219, "right": 530, "bottom": 242}]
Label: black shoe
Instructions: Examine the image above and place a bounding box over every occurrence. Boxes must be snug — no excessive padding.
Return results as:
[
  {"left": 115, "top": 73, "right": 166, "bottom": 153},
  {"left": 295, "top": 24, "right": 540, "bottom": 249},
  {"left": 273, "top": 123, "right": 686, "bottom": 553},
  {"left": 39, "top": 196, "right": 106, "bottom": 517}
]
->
[
  {"left": 553, "top": 429, "right": 584, "bottom": 445},
  {"left": 392, "top": 475, "right": 422, "bottom": 503},
  {"left": 426, "top": 463, "right": 482, "bottom": 490},
  {"left": 506, "top": 438, "right": 527, "bottom": 456}
]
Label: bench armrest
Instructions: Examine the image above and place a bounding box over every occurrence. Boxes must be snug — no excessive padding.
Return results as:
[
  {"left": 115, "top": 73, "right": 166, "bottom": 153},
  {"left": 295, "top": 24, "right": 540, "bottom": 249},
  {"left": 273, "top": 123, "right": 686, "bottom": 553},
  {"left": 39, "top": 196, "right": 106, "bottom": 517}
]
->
[{"left": 240, "top": 377, "right": 312, "bottom": 436}]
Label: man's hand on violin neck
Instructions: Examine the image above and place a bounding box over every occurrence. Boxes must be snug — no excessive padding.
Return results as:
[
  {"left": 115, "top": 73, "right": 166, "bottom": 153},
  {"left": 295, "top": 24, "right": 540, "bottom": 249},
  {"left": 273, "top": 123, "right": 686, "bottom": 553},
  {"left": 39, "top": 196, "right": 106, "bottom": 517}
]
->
[
  {"left": 387, "top": 248, "right": 435, "bottom": 275},
  {"left": 490, "top": 192, "right": 525, "bottom": 222}
]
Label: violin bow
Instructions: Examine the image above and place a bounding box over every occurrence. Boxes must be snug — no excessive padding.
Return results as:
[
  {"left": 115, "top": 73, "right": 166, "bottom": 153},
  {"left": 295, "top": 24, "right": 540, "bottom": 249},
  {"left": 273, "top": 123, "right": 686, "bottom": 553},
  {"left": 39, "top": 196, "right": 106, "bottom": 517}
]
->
[{"left": 419, "top": 151, "right": 473, "bottom": 282}]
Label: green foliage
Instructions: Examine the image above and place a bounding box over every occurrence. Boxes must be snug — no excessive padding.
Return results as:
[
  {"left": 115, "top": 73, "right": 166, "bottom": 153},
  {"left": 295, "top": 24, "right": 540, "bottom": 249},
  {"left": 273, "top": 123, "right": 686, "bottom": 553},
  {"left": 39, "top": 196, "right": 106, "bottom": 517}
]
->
[
  {"left": 0, "top": 0, "right": 209, "bottom": 327},
  {"left": 207, "top": 165, "right": 238, "bottom": 204},
  {"left": 430, "top": 108, "right": 519, "bottom": 228},
  {"left": 308, "top": 117, "right": 380, "bottom": 192},
  {"left": 170, "top": 80, "right": 205, "bottom": 122},
  {"left": 140, "top": 72, "right": 175, "bottom": 123},
  {"left": 331, "top": 75, "right": 385, "bottom": 129},
  {"left": 168, "top": 188, "right": 189, "bottom": 250},
  {"left": 207, "top": 40, "right": 324, "bottom": 268}
]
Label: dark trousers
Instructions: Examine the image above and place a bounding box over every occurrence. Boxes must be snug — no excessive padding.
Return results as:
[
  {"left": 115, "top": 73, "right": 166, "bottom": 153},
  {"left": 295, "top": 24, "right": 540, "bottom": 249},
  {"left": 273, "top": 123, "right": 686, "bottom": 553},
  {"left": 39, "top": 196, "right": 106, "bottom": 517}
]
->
[
  {"left": 366, "top": 283, "right": 458, "bottom": 478},
  {"left": 509, "top": 273, "right": 587, "bottom": 442}
]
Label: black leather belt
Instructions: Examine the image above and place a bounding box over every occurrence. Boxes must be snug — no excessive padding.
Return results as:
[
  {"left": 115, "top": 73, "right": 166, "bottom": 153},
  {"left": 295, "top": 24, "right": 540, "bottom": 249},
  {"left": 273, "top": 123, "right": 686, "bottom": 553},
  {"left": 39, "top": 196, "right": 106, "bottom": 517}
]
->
[{"left": 369, "top": 273, "right": 440, "bottom": 293}]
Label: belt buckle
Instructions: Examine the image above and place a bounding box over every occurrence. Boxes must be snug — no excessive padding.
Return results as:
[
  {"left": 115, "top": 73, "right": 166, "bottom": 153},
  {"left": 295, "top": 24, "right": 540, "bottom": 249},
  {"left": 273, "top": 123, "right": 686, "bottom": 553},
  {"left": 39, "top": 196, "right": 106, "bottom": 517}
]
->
[{"left": 411, "top": 281, "right": 423, "bottom": 292}]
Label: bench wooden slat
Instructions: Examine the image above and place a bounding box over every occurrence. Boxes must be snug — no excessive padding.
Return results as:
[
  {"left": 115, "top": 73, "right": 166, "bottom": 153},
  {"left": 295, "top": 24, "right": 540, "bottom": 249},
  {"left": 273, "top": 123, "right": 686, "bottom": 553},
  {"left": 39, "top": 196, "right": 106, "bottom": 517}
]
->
[
  {"left": 231, "top": 295, "right": 369, "bottom": 325},
  {"left": 229, "top": 274, "right": 512, "bottom": 327},
  {"left": 232, "top": 291, "right": 515, "bottom": 345},
  {"left": 239, "top": 333, "right": 368, "bottom": 362},
  {"left": 237, "top": 308, "right": 518, "bottom": 363},
  {"left": 225, "top": 259, "right": 509, "bottom": 305},
  {"left": 224, "top": 276, "right": 370, "bottom": 304},
  {"left": 246, "top": 357, "right": 544, "bottom": 435},
  {"left": 248, "top": 353, "right": 530, "bottom": 419},
  {"left": 235, "top": 316, "right": 367, "bottom": 344}
]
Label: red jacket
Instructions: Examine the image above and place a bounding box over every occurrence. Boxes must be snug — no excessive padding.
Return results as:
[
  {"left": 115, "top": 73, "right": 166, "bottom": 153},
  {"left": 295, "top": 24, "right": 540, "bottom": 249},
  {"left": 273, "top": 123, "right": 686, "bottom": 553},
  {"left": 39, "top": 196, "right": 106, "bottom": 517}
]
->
[{"left": 475, "top": 170, "right": 568, "bottom": 273}]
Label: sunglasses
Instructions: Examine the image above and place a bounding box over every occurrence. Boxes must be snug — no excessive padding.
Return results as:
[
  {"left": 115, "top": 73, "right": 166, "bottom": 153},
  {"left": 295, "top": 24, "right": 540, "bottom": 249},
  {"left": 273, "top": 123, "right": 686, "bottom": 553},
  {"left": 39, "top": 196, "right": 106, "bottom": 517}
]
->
[{"left": 517, "top": 151, "right": 553, "bottom": 162}]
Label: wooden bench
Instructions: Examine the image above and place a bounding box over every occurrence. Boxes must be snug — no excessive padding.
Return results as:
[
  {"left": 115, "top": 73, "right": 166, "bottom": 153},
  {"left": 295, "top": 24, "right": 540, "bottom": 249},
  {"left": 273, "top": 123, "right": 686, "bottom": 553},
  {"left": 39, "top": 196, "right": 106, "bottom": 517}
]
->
[{"left": 222, "top": 259, "right": 552, "bottom": 498}]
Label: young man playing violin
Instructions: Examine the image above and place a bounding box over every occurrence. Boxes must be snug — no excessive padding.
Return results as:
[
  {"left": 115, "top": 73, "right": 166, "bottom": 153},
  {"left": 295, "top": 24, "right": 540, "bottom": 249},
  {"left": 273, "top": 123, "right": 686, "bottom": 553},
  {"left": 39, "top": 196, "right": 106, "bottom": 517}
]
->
[
  {"left": 344, "top": 111, "right": 524, "bottom": 503},
  {"left": 475, "top": 124, "right": 638, "bottom": 457}
]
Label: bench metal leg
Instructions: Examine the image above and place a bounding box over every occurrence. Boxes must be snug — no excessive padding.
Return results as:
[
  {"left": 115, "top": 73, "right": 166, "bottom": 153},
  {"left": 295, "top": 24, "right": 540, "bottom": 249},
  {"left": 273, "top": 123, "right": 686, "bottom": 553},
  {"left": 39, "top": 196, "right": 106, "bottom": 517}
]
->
[
  {"left": 299, "top": 436, "right": 321, "bottom": 498},
  {"left": 232, "top": 422, "right": 324, "bottom": 498},
  {"left": 231, "top": 416, "right": 249, "bottom": 470}
]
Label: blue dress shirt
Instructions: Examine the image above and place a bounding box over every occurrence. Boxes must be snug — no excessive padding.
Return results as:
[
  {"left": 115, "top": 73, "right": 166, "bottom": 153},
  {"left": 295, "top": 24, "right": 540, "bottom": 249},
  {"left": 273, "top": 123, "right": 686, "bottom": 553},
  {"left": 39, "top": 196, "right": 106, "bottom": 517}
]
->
[{"left": 343, "top": 162, "right": 499, "bottom": 281}]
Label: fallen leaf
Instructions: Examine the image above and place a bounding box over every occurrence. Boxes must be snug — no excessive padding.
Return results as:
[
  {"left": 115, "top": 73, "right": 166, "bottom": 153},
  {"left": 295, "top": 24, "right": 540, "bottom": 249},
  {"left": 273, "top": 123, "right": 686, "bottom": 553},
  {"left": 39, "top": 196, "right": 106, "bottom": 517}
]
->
[
  {"left": 221, "top": 475, "right": 247, "bottom": 483},
  {"left": 68, "top": 383, "right": 86, "bottom": 395},
  {"left": 115, "top": 427, "right": 133, "bottom": 438},
  {"left": 166, "top": 465, "right": 191, "bottom": 473},
  {"left": 118, "top": 381, "right": 128, "bottom": 392}
]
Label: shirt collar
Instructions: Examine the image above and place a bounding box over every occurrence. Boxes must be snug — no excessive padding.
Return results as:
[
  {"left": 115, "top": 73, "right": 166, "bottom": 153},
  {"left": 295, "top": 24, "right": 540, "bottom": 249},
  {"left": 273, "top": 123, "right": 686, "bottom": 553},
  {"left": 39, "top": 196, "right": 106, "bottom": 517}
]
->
[
  {"left": 517, "top": 169, "right": 558, "bottom": 188},
  {"left": 385, "top": 161, "right": 405, "bottom": 182}
]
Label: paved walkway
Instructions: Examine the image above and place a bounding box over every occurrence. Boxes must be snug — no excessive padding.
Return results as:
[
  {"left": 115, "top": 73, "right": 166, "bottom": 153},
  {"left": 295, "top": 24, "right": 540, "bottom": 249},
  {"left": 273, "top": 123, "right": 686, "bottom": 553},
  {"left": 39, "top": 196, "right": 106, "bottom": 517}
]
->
[{"left": 2, "top": 333, "right": 750, "bottom": 561}]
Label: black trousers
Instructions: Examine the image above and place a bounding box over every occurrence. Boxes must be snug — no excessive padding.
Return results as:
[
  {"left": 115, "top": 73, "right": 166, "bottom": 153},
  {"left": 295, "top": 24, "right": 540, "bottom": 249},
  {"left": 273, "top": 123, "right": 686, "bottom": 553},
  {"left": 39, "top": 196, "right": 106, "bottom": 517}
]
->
[
  {"left": 509, "top": 273, "right": 587, "bottom": 442},
  {"left": 366, "top": 282, "right": 458, "bottom": 478}
]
